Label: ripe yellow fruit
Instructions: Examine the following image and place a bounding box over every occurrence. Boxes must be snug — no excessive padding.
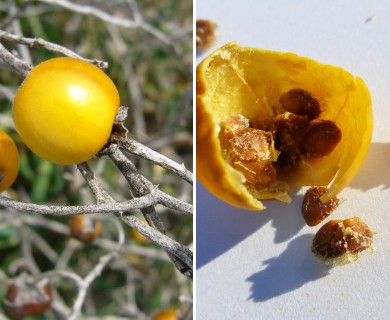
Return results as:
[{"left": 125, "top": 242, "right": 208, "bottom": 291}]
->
[
  {"left": 197, "top": 43, "right": 373, "bottom": 210},
  {"left": 0, "top": 130, "right": 19, "bottom": 192},
  {"left": 13, "top": 57, "right": 120, "bottom": 165},
  {"left": 152, "top": 308, "right": 177, "bottom": 320}
]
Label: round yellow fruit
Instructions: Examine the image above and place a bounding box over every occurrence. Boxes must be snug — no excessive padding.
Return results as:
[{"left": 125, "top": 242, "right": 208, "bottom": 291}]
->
[
  {"left": 13, "top": 57, "right": 120, "bottom": 165},
  {"left": 0, "top": 130, "right": 19, "bottom": 192},
  {"left": 152, "top": 308, "right": 177, "bottom": 320},
  {"left": 197, "top": 43, "right": 373, "bottom": 210}
]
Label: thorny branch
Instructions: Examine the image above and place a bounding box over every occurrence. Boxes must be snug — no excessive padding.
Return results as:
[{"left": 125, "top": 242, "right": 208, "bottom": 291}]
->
[
  {"left": 108, "top": 149, "right": 193, "bottom": 278},
  {"left": 0, "top": 28, "right": 193, "bottom": 276},
  {"left": 0, "top": 2, "right": 193, "bottom": 316},
  {"left": 0, "top": 30, "right": 108, "bottom": 68},
  {"left": 20, "top": 213, "right": 171, "bottom": 261},
  {"left": 0, "top": 41, "right": 31, "bottom": 76},
  {"left": 77, "top": 162, "right": 193, "bottom": 273},
  {"left": 120, "top": 138, "right": 193, "bottom": 184},
  {"left": 0, "top": 190, "right": 193, "bottom": 216}
]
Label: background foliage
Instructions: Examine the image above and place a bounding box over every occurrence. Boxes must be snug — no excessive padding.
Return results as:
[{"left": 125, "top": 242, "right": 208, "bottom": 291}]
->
[{"left": 0, "top": 0, "right": 192, "bottom": 318}]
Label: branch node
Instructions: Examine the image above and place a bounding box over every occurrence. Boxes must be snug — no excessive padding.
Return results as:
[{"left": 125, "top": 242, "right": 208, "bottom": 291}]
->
[
  {"left": 97, "top": 143, "right": 119, "bottom": 157},
  {"left": 36, "top": 38, "right": 45, "bottom": 47}
]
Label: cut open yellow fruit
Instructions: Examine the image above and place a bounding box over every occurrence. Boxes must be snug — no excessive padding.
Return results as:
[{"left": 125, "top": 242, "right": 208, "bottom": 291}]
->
[{"left": 196, "top": 43, "right": 372, "bottom": 210}]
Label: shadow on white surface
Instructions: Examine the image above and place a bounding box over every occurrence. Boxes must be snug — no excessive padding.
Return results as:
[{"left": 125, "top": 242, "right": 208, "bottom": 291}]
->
[
  {"left": 246, "top": 234, "right": 330, "bottom": 301},
  {"left": 196, "top": 142, "right": 386, "bottom": 303},
  {"left": 349, "top": 142, "right": 390, "bottom": 191},
  {"left": 196, "top": 181, "right": 306, "bottom": 269},
  {"left": 196, "top": 142, "right": 388, "bottom": 270}
]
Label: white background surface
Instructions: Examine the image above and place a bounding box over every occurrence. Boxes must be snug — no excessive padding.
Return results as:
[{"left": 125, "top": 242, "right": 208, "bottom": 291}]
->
[{"left": 196, "top": 1, "right": 390, "bottom": 319}]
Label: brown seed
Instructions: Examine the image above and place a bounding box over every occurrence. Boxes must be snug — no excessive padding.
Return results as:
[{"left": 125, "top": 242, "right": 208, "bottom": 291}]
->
[
  {"left": 275, "top": 128, "right": 301, "bottom": 171},
  {"left": 302, "top": 120, "right": 342, "bottom": 158},
  {"left": 228, "top": 128, "right": 277, "bottom": 187},
  {"left": 196, "top": 19, "right": 217, "bottom": 51},
  {"left": 222, "top": 116, "right": 277, "bottom": 187},
  {"left": 221, "top": 114, "right": 250, "bottom": 140},
  {"left": 273, "top": 113, "right": 310, "bottom": 172},
  {"left": 312, "top": 217, "right": 373, "bottom": 263},
  {"left": 280, "top": 89, "right": 321, "bottom": 120},
  {"left": 274, "top": 113, "right": 310, "bottom": 136},
  {"left": 302, "top": 186, "right": 339, "bottom": 226},
  {"left": 342, "top": 218, "right": 374, "bottom": 253}
]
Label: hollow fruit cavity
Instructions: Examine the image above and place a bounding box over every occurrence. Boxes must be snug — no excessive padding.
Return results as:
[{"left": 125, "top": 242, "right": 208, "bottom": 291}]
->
[{"left": 219, "top": 89, "right": 342, "bottom": 201}]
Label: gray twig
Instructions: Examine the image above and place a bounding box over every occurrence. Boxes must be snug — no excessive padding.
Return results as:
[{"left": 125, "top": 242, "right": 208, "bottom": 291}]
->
[
  {"left": 69, "top": 248, "right": 120, "bottom": 319},
  {"left": 77, "top": 161, "right": 193, "bottom": 278},
  {"left": 0, "top": 42, "right": 32, "bottom": 76},
  {"left": 7, "top": 0, "right": 32, "bottom": 65},
  {"left": 120, "top": 139, "right": 193, "bottom": 184},
  {"left": 107, "top": 25, "right": 146, "bottom": 138},
  {"left": 0, "top": 30, "right": 108, "bottom": 68},
  {"left": 0, "top": 193, "right": 158, "bottom": 215},
  {"left": 108, "top": 149, "right": 193, "bottom": 277}
]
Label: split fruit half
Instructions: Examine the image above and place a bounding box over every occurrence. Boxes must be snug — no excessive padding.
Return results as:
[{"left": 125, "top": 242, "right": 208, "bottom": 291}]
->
[{"left": 196, "top": 43, "right": 372, "bottom": 210}]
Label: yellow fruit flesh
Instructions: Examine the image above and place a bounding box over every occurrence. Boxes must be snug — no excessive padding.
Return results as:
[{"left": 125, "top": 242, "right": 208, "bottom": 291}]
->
[{"left": 197, "top": 43, "right": 372, "bottom": 210}]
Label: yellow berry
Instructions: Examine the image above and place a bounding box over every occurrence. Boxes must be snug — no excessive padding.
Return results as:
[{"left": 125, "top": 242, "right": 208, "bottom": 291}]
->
[
  {"left": 13, "top": 57, "right": 120, "bottom": 165},
  {"left": 0, "top": 130, "right": 19, "bottom": 192}
]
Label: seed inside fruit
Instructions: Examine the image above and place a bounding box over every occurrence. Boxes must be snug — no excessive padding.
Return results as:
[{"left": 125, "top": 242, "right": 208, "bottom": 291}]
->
[
  {"left": 302, "top": 120, "right": 342, "bottom": 158},
  {"left": 280, "top": 89, "right": 321, "bottom": 120},
  {"left": 222, "top": 114, "right": 250, "bottom": 140},
  {"left": 218, "top": 90, "right": 342, "bottom": 199},
  {"left": 222, "top": 120, "right": 277, "bottom": 187},
  {"left": 275, "top": 128, "right": 301, "bottom": 171}
]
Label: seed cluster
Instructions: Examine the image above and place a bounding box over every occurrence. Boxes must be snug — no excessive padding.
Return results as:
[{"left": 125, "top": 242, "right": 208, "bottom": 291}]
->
[
  {"left": 221, "top": 89, "right": 342, "bottom": 187},
  {"left": 275, "top": 89, "right": 341, "bottom": 170},
  {"left": 219, "top": 89, "right": 373, "bottom": 265},
  {"left": 301, "top": 187, "right": 374, "bottom": 263}
]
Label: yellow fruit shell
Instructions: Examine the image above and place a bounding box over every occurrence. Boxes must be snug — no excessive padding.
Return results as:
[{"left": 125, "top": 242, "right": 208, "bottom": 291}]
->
[
  {"left": 0, "top": 130, "right": 19, "bottom": 192},
  {"left": 196, "top": 42, "right": 373, "bottom": 210}
]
